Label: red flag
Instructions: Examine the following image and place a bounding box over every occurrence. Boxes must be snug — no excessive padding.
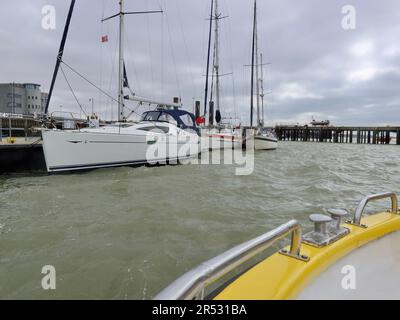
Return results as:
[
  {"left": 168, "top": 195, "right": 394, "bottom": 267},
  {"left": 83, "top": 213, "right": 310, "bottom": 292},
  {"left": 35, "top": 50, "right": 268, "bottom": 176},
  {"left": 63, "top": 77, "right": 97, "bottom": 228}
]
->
[{"left": 101, "top": 35, "right": 109, "bottom": 43}]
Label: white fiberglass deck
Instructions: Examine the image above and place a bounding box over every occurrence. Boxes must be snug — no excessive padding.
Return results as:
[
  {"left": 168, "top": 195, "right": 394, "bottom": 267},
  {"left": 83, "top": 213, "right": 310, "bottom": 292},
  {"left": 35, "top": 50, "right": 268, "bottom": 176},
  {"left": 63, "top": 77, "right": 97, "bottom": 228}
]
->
[{"left": 298, "top": 231, "right": 400, "bottom": 300}]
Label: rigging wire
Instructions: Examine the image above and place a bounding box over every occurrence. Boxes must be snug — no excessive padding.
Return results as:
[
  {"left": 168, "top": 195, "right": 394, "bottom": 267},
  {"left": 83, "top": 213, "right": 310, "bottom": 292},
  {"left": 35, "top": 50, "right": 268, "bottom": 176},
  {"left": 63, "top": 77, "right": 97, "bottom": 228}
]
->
[
  {"left": 124, "top": 0, "right": 165, "bottom": 115},
  {"left": 175, "top": 0, "right": 196, "bottom": 100},
  {"left": 222, "top": 0, "right": 238, "bottom": 123},
  {"left": 106, "top": 26, "right": 119, "bottom": 121},
  {"left": 60, "top": 60, "right": 141, "bottom": 117},
  {"left": 160, "top": 0, "right": 165, "bottom": 102},
  {"left": 59, "top": 64, "right": 87, "bottom": 117},
  {"left": 124, "top": 31, "right": 142, "bottom": 95},
  {"left": 101, "top": 0, "right": 117, "bottom": 120},
  {"left": 163, "top": 1, "right": 182, "bottom": 99},
  {"left": 99, "top": 0, "right": 106, "bottom": 120},
  {"left": 146, "top": 0, "right": 155, "bottom": 99}
]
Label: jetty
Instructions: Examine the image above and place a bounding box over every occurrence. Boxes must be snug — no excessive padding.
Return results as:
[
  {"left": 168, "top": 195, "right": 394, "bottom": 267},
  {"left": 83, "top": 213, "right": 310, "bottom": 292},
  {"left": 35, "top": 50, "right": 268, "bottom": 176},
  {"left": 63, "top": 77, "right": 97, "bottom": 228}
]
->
[
  {"left": 0, "top": 114, "right": 85, "bottom": 173},
  {"left": 275, "top": 125, "right": 400, "bottom": 145}
]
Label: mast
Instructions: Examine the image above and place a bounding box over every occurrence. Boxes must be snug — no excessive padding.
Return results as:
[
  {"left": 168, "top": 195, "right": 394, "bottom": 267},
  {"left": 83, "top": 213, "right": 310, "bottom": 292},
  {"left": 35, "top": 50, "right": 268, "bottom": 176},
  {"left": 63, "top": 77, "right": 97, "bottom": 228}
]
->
[
  {"left": 204, "top": 0, "right": 214, "bottom": 119},
  {"left": 45, "top": 0, "right": 76, "bottom": 114},
  {"left": 118, "top": 0, "right": 125, "bottom": 122},
  {"left": 102, "top": 1, "right": 163, "bottom": 122},
  {"left": 214, "top": 0, "right": 221, "bottom": 117},
  {"left": 255, "top": 2, "right": 260, "bottom": 128},
  {"left": 250, "top": 0, "right": 256, "bottom": 128},
  {"left": 260, "top": 53, "right": 265, "bottom": 127}
]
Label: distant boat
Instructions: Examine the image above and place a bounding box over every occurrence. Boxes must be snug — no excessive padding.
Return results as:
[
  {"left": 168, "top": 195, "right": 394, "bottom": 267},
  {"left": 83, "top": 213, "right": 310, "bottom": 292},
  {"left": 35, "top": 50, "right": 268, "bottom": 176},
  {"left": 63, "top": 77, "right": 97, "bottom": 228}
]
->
[
  {"left": 310, "top": 119, "right": 330, "bottom": 127},
  {"left": 249, "top": 0, "right": 278, "bottom": 151}
]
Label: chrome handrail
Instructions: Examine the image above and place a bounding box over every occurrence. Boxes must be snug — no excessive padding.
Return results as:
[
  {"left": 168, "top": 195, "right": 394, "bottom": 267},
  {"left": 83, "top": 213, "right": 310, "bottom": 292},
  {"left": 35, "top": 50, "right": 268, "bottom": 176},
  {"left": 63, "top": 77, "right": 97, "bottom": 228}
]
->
[
  {"left": 351, "top": 192, "right": 398, "bottom": 227},
  {"left": 154, "top": 220, "right": 306, "bottom": 300}
]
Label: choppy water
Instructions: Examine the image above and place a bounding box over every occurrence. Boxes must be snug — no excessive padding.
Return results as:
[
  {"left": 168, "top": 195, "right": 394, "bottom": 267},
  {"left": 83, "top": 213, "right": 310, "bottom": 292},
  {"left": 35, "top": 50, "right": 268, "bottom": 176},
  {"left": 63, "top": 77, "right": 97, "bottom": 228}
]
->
[{"left": 0, "top": 142, "right": 399, "bottom": 299}]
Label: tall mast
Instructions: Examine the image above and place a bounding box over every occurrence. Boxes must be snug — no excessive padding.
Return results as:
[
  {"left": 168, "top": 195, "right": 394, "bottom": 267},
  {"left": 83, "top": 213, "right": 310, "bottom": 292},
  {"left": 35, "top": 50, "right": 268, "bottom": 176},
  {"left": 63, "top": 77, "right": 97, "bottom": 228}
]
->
[
  {"left": 118, "top": 0, "right": 125, "bottom": 122},
  {"left": 250, "top": 0, "right": 256, "bottom": 128},
  {"left": 99, "top": 0, "right": 163, "bottom": 121},
  {"left": 255, "top": 2, "right": 260, "bottom": 128},
  {"left": 45, "top": 0, "right": 76, "bottom": 114},
  {"left": 260, "top": 53, "right": 265, "bottom": 127},
  {"left": 204, "top": 0, "right": 214, "bottom": 118},
  {"left": 214, "top": 0, "right": 221, "bottom": 116}
]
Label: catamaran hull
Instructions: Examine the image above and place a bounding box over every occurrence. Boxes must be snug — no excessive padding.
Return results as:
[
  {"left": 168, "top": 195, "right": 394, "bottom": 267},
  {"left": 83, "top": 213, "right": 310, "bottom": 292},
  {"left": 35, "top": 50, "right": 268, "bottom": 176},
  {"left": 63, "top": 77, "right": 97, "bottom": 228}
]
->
[
  {"left": 42, "top": 130, "right": 200, "bottom": 173},
  {"left": 254, "top": 136, "right": 278, "bottom": 150}
]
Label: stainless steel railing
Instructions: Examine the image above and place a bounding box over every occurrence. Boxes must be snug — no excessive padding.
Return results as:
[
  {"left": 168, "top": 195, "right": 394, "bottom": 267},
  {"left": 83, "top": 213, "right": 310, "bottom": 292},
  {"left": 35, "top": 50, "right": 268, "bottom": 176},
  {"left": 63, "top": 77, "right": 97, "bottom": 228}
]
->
[
  {"left": 154, "top": 220, "right": 306, "bottom": 300},
  {"left": 351, "top": 192, "right": 398, "bottom": 227}
]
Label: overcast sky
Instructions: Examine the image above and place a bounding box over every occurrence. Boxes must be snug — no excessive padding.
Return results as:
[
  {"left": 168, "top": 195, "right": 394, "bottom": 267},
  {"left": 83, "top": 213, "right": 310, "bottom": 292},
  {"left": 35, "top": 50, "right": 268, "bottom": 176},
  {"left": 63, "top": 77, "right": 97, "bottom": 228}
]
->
[{"left": 1, "top": 0, "right": 400, "bottom": 126}]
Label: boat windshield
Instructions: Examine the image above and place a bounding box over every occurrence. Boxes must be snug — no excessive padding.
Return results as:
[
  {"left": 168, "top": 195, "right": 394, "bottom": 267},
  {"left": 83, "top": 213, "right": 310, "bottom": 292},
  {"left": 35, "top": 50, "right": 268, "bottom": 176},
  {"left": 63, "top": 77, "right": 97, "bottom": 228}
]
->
[
  {"left": 180, "top": 114, "right": 195, "bottom": 127},
  {"left": 158, "top": 113, "right": 178, "bottom": 125},
  {"left": 141, "top": 111, "right": 178, "bottom": 125},
  {"left": 141, "top": 111, "right": 161, "bottom": 122}
]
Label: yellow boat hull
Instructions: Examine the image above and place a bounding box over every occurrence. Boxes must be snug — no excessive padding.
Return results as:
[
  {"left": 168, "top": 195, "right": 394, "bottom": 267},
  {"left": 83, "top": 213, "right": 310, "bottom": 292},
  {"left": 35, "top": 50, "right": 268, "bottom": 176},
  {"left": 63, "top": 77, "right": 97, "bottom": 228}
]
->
[{"left": 215, "top": 212, "right": 400, "bottom": 300}]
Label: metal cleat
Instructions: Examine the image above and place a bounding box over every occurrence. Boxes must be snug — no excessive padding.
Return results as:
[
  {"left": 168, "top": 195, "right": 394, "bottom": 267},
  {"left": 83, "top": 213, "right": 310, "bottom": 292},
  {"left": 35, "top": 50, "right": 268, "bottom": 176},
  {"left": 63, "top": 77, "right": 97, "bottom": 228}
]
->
[{"left": 303, "top": 213, "right": 349, "bottom": 247}]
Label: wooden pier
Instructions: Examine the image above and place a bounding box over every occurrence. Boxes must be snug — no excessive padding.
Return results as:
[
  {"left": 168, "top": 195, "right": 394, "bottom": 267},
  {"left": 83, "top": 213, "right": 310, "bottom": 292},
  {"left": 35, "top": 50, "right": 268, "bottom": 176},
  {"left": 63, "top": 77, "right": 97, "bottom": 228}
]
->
[
  {"left": 0, "top": 116, "right": 42, "bottom": 140},
  {"left": 275, "top": 126, "right": 400, "bottom": 145}
]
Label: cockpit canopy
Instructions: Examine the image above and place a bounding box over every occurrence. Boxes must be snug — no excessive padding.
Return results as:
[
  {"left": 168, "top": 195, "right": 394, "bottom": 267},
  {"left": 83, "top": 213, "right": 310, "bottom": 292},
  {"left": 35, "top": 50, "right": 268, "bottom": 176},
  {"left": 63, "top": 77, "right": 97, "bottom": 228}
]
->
[{"left": 140, "top": 110, "right": 197, "bottom": 129}]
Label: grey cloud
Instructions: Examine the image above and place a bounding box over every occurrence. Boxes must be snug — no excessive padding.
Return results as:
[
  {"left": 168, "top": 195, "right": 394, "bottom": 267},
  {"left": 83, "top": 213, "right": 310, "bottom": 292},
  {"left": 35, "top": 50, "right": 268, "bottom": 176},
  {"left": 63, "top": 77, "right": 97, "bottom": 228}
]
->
[{"left": 1, "top": 0, "right": 400, "bottom": 126}]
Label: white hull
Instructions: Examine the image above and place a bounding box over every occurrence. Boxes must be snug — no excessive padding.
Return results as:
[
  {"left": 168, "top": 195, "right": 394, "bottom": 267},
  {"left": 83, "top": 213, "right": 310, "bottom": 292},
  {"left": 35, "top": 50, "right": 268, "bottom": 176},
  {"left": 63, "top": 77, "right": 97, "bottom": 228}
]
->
[
  {"left": 42, "top": 124, "right": 200, "bottom": 172},
  {"left": 200, "top": 128, "right": 243, "bottom": 151},
  {"left": 254, "top": 135, "right": 278, "bottom": 150}
]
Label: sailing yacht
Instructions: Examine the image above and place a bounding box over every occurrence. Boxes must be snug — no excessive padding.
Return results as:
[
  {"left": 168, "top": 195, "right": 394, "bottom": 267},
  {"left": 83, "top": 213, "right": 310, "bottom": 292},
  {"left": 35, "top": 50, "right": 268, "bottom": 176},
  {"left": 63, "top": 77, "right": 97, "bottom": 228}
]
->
[
  {"left": 200, "top": 0, "right": 243, "bottom": 151},
  {"left": 41, "top": 0, "right": 200, "bottom": 173},
  {"left": 250, "top": 0, "right": 278, "bottom": 151}
]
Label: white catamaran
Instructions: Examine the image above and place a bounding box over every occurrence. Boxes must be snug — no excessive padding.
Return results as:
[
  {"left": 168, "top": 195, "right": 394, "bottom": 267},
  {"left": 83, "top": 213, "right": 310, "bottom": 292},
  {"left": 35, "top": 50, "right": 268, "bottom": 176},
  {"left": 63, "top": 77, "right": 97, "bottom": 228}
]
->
[{"left": 41, "top": 0, "right": 200, "bottom": 173}]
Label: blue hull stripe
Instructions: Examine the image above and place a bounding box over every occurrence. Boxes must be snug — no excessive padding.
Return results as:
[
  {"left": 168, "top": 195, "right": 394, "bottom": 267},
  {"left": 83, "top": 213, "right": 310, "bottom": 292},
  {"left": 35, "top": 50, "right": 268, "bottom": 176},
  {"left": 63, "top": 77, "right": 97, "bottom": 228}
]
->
[{"left": 49, "top": 157, "right": 193, "bottom": 172}]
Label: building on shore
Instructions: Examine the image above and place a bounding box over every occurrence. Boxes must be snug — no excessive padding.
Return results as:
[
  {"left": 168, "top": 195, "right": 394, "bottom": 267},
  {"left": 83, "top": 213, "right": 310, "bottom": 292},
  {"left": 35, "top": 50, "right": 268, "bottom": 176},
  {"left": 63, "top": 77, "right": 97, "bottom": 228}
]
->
[{"left": 0, "top": 83, "right": 48, "bottom": 116}]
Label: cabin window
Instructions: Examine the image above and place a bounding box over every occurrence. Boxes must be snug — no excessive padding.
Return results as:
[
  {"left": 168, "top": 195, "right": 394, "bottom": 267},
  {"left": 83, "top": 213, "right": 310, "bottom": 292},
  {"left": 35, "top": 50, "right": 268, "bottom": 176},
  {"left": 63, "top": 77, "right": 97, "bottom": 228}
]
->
[
  {"left": 180, "top": 114, "right": 194, "bottom": 127},
  {"left": 141, "top": 111, "right": 161, "bottom": 121},
  {"left": 158, "top": 113, "right": 168, "bottom": 122},
  {"left": 138, "top": 126, "right": 169, "bottom": 134},
  {"left": 159, "top": 113, "right": 177, "bottom": 125}
]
